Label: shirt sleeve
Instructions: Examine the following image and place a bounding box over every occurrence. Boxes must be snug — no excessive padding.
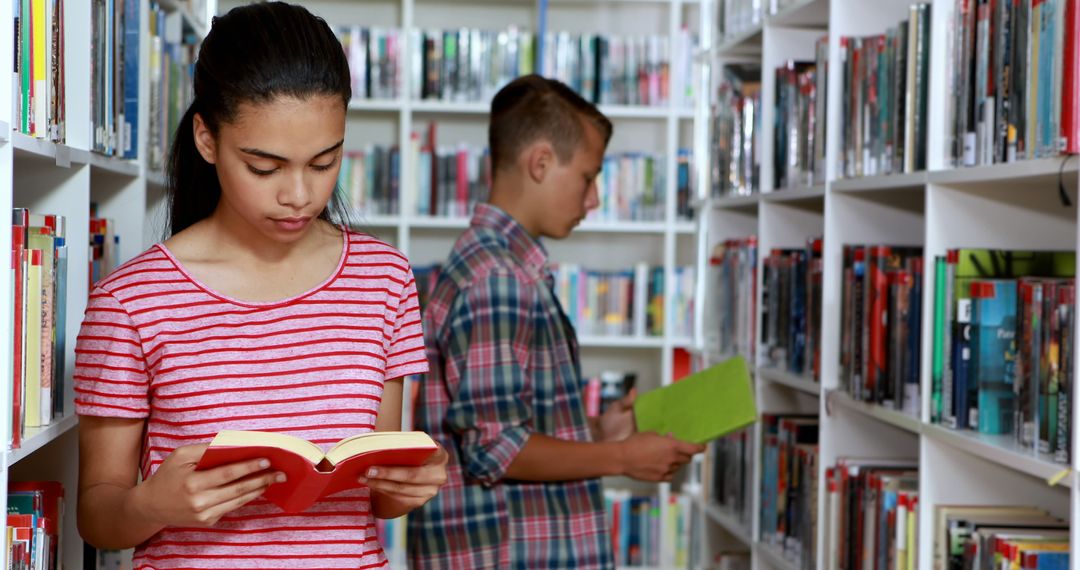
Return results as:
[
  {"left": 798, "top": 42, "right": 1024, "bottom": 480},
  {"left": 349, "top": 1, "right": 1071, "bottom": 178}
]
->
[
  {"left": 386, "top": 267, "right": 429, "bottom": 381},
  {"left": 74, "top": 288, "right": 150, "bottom": 418},
  {"left": 443, "top": 269, "right": 535, "bottom": 486}
]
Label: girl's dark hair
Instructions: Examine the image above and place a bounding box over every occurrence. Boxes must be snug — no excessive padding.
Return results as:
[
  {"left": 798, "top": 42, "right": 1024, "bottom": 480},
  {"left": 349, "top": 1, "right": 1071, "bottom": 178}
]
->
[{"left": 165, "top": 1, "right": 353, "bottom": 237}]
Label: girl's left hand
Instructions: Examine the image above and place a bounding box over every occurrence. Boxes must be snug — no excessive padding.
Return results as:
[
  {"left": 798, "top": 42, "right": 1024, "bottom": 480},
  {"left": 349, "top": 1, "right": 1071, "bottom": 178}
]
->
[{"left": 361, "top": 445, "right": 449, "bottom": 510}]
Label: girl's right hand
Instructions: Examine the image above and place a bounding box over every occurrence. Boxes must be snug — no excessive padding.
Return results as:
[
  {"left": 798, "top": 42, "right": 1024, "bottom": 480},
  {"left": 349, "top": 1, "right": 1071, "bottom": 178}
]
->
[{"left": 133, "top": 443, "right": 285, "bottom": 528}]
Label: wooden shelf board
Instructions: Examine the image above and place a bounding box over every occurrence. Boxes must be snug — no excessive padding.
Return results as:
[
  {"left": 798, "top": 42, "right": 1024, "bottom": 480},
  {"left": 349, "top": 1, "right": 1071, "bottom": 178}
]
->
[{"left": 757, "top": 367, "right": 820, "bottom": 396}]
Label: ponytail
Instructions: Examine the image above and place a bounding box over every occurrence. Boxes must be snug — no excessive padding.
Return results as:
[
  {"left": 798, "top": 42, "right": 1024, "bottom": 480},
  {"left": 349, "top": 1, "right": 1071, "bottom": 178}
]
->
[{"left": 165, "top": 104, "right": 221, "bottom": 237}]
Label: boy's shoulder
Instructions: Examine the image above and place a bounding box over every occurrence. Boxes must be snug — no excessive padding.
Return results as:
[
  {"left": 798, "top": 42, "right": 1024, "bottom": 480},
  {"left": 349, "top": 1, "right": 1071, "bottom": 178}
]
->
[{"left": 441, "top": 226, "right": 539, "bottom": 292}]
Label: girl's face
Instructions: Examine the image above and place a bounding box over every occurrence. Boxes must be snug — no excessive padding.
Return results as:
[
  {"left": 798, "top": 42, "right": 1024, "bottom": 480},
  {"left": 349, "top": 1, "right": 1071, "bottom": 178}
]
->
[{"left": 193, "top": 94, "right": 347, "bottom": 242}]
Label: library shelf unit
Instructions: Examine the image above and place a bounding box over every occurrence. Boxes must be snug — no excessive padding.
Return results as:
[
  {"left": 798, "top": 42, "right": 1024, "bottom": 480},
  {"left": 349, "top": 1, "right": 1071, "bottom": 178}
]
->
[{"left": 691, "top": 0, "right": 1080, "bottom": 567}]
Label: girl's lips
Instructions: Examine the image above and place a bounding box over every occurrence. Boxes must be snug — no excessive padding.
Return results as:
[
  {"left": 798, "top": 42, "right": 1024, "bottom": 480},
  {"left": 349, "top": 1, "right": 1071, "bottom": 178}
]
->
[{"left": 271, "top": 217, "right": 311, "bottom": 231}]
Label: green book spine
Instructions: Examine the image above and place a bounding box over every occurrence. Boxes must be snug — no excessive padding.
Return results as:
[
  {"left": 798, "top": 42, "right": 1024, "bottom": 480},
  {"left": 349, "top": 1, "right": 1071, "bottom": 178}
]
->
[{"left": 932, "top": 256, "right": 946, "bottom": 423}]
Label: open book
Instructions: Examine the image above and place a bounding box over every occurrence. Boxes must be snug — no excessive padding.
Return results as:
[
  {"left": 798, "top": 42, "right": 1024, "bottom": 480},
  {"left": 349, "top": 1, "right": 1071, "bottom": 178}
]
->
[
  {"left": 195, "top": 430, "right": 438, "bottom": 513},
  {"left": 633, "top": 355, "right": 757, "bottom": 444}
]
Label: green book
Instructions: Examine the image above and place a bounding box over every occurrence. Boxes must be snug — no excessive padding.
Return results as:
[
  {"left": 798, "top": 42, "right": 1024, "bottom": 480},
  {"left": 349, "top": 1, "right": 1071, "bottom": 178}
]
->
[{"left": 633, "top": 356, "right": 757, "bottom": 444}]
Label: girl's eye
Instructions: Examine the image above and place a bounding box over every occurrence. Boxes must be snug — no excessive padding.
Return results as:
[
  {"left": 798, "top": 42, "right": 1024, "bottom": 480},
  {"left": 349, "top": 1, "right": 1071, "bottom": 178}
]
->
[
  {"left": 312, "top": 163, "right": 335, "bottom": 172},
  {"left": 247, "top": 164, "right": 278, "bottom": 176}
]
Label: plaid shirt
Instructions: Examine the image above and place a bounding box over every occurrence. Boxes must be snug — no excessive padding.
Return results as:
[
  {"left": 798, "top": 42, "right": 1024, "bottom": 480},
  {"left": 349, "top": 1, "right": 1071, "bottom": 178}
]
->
[{"left": 408, "top": 203, "right": 612, "bottom": 569}]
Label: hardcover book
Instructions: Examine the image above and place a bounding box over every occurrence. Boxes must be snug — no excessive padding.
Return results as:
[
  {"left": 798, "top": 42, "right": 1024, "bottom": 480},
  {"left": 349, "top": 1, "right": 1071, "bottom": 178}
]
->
[{"left": 196, "top": 430, "right": 438, "bottom": 513}]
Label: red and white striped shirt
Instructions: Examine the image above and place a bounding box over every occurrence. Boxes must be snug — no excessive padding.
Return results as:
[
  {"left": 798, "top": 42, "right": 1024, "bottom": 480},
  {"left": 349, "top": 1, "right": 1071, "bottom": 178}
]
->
[{"left": 74, "top": 229, "right": 428, "bottom": 569}]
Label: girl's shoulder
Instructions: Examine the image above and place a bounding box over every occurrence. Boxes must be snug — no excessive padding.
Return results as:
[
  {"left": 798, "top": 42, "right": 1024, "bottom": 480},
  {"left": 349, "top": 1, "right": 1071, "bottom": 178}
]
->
[
  {"left": 342, "top": 228, "right": 411, "bottom": 269},
  {"left": 91, "top": 244, "right": 179, "bottom": 295}
]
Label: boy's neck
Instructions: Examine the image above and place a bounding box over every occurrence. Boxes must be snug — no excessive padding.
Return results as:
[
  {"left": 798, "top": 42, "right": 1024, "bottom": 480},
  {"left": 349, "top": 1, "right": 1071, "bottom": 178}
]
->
[{"left": 488, "top": 178, "right": 541, "bottom": 239}]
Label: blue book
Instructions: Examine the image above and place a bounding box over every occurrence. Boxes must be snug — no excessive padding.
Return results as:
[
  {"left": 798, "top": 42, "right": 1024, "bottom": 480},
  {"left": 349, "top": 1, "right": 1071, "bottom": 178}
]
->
[
  {"left": 972, "top": 279, "right": 1018, "bottom": 434},
  {"left": 122, "top": 0, "right": 140, "bottom": 158}
]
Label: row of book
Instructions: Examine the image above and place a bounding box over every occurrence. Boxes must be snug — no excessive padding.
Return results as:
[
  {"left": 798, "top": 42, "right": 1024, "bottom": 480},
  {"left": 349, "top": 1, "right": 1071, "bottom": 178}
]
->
[
  {"left": 338, "top": 27, "right": 403, "bottom": 101},
  {"left": 147, "top": 3, "right": 197, "bottom": 172},
  {"left": 825, "top": 457, "right": 919, "bottom": 570},
  {"left": 90, "top": 0, "right": 138, "bottom": 158},
  {"left": 761, "top": 415, "right": 819, "bottom": 570},
  {"left": 5, "top": 481, "right": 63, "bottom": 570},
  {"left": 773, "top": 39, "right": 828, "bottom": 190},
  {"left": 13, "top": 0, "right": 66, "bottom": 143},
  {"left": 338, "top": 124, "right": 694, "bottom": 222},
  {"left": 762, "top": 240, "right": 824, "bottom": 380},
  {"left": 839, "top": 245, "right": 925, "bottom": 416},
  {"left": 10, "top": 209, "right": 69, "bottom": 449},
  {"left": 539, "top": 28, "right": 697, "bottom": 109},
  {"left": 929, "top": 249, "right": 1075, "bottom": 462},
  {"left": 704, "top": 238, "right": 757, "bottom": 363},
  {"left": 710, "top": 66, "right": 762, "bottom": 198},
  {"left": 935, "top": 505, "right": 1069, "bottom": 570},
  {"left": 603, "top": 490, "right": 692, "bottom": 568},
  {"left": 550, "top": 263, "right": 696, "bottom": 339},
  {"left": 839, "top": 4, "right": 932, "bottom": 179},
  {"left": 337, "top": 26, "right": 697, "bottom": 108},
  {"left": 948, "top": 0, "right": 1080, "bottom": 166}
]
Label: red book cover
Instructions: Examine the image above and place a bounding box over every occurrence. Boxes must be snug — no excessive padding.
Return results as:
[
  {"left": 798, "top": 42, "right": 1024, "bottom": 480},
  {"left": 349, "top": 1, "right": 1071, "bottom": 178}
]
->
[
  {"left": 11, "top": 228, "right": 26, "bottom": 449},
  {"left": 195, "top": 430, "right": 437, "bottom": 513},
  {"left": 1064, "top": 0, "right": 1080, "bottom": 152}
]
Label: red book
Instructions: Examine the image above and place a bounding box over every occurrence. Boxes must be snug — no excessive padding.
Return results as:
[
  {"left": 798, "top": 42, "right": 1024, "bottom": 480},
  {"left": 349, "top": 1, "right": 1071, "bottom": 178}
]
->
[
  {"left": 196, "top": 430, "right": 438, "bottom": 513},
  {"left": 11, "top": 228, "right": 26, "bottom": 449},
  {"left": 1064, "top": 0, "right": 1080, "bottom": 152}
]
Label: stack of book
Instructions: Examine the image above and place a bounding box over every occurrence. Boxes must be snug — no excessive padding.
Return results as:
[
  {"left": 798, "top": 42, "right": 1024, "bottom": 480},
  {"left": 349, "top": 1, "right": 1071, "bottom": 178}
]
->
[
  {"left": 604, "top": 491, "right": 692, "bottom": 568},
  {"left": 839, "top": 4, "right": 931, "bottom": 179},
  {"left": 147, "top": 3, "right": 198, "bottom": 171},
  {"left": 772, "top": 38, "right": 828, "bottom": 190},
  {"left": 711, "top": 67, "right": 762, "bottom": 198},
  {"left": 6, "top": 481, "right": 64, "bottom": 570},
  {"left": 840, "top": 245, "right": 925, "bottom": 414},
  {"left": 91, "top": 0, "right": 139, "bottom": 158},
  {"left": 13, "top": 0, "right": 66, "bottom": 143},
  {"left": 761, "top": 239, "right": 824, "bottom": 381},
  {"left": 761, "top": 414, "right": 820, "bottom": 569},
  {"left": 824, "top": 458, "right": 920, "bottom": 570},
  {"left": 338, "top": 26, "right": 404, "bottom": 100},
  {"left": 705, "top": 237, "right": 757, "bottom": 363},
  {"left": 930, "top": 249, "right": 1075, "bottom": 463},
  {"left": 10, "top": 209, "right": 69, "bottom": 449},
  {"left": 947, "top": 0, "right": 1080, "bottom": 166}
]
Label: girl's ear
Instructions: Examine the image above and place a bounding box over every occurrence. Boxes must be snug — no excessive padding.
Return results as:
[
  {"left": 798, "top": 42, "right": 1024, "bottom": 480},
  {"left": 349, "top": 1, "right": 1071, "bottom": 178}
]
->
[{"left": 192, "top": 113, "right": 218, "bottom": 165}]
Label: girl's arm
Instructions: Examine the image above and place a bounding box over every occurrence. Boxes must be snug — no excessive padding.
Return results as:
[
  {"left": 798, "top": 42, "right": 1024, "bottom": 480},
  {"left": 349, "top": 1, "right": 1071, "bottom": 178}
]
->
[
  {"left": 368, "top": 378, "right": 448, "bottom": 519},
  {"left": 78, "top": 416, "right": 284, "bottom": 549}
]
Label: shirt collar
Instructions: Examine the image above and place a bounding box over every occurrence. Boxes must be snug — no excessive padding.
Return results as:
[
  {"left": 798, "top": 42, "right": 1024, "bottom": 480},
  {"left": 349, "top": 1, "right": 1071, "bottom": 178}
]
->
[{"left": 471, "top": 203, "right": 549, "bottom": 277}]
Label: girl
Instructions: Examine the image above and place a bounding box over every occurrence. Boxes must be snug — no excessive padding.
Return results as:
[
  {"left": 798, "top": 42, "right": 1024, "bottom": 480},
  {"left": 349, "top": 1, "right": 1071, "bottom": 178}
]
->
[{"left": 74, "top": 3, "right": 447, "bottom": 568}]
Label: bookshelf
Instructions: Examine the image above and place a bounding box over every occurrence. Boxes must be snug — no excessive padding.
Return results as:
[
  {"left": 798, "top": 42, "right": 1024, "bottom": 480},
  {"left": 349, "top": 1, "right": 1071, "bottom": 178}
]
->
[{"left": 694, "top": 0, "right": 1080, "bottom": 568}]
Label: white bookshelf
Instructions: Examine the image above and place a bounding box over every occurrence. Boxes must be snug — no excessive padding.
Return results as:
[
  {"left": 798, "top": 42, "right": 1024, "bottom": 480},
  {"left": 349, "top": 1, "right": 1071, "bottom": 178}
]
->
[
  {"left": 0, "top": 1, "right": 216, "bottom": 568},
  {"left": 695, "top": 0, "right": 1080, "bottom": 568}
]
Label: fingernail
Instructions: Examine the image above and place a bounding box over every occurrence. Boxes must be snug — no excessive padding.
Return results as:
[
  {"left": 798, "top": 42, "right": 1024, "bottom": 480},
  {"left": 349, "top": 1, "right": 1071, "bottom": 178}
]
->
[
  {"left": 275, "top": 473, "right": 286, "bottom": 483},
  {"left": 259, "top": 459, "right": 271, "bottom": 469},
  {"left": 358, "top": 476, "right": 368, "bottom": 484},
  {"left": 367, "top": 468, "right": 379, "bottom": 478}
]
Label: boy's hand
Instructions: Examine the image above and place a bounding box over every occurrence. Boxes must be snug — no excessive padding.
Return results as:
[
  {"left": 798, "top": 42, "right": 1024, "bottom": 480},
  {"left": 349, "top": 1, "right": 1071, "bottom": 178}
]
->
[
  {"left": 361, "top": 445, "right": 449, "bottom": 510},
  {"left": 134, "top": 443, "right": 284, "bottom": 528},
  {"left": 618, "top": 432, "right": 705, "bottom": 482},
  {"left": 595, "top": 388, "right": 637, "bottom": 442}
]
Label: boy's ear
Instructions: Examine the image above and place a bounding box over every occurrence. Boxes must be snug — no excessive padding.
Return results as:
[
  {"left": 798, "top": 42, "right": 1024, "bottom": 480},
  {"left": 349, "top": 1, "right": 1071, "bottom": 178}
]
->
[
  {"left": 525, "top": 141, "right": 554, "bottom": 184},
  {"left": 192, "top": 113, "right": 218, "bottom": 165}
]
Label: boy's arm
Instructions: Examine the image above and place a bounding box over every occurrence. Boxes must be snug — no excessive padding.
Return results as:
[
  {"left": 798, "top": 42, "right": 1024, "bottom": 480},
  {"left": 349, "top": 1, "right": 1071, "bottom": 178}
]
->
[{"left": 445, "top": 271, "right": 701, "bottom": 484}]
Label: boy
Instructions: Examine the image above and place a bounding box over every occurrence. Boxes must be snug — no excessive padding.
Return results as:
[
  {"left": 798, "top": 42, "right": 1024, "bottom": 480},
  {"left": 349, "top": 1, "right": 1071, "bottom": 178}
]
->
[{"left": 408, "top": 75, "right": 704, "bottom": 569}]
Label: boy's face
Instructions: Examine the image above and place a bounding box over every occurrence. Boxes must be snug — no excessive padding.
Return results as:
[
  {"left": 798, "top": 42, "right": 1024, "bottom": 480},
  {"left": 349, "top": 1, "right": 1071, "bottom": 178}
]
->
[{"left": 533, "top": 122, "right": 605, "bottom": 240}]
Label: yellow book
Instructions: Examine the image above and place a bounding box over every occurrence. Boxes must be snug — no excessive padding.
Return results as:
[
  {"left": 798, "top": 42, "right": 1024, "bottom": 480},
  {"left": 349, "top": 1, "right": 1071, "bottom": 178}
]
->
[
  {"left": 27, "top": 225, "right": 54, "bottom": 426},
  {"left": 31, "top": 0, "right": 46, "bottom": 136},
  {"left": 24, "top": 249, "right": 43, "bottom": 429}
]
